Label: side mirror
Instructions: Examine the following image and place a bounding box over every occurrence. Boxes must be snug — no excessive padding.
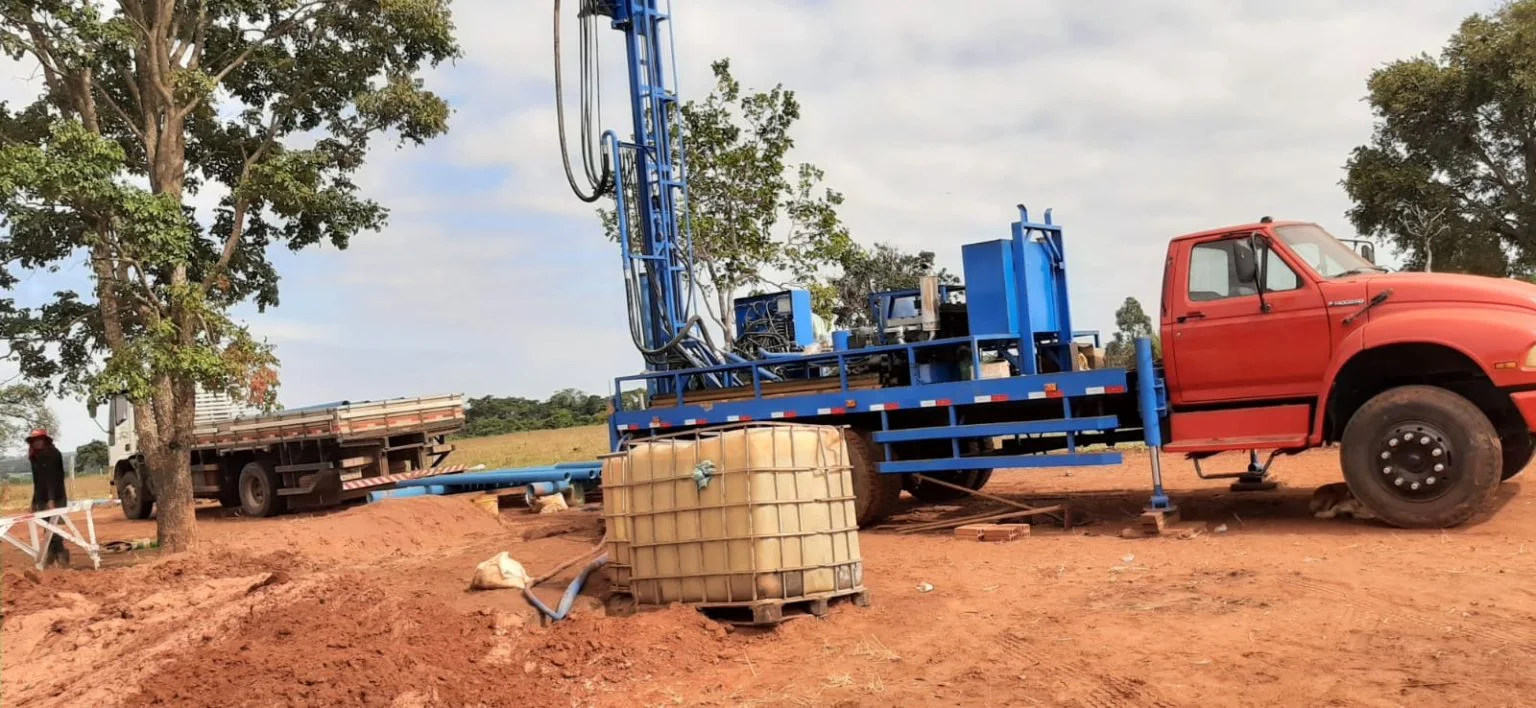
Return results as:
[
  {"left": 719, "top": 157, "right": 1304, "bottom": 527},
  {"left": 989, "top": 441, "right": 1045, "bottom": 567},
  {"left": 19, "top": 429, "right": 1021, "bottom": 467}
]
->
[
  {"left": 1232, "top": 239, "right": 1258, "bottom": 284},
  {"left": 1359, "top": 242, "right": 1376, "bottom": 264}
]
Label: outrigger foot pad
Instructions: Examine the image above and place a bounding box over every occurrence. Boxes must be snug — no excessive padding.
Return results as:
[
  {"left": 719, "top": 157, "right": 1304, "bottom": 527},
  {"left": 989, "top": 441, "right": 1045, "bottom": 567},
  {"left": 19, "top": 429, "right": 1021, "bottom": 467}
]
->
[{"left": 1229, "top": 475, "right": 1278, "bottom": 492}]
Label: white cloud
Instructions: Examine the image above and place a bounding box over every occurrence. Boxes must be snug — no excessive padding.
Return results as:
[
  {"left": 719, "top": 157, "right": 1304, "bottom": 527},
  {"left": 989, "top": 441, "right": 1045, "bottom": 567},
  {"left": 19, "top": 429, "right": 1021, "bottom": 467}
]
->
[{"left": 1, "top": 0, "right": 1505, "bottom": 453}]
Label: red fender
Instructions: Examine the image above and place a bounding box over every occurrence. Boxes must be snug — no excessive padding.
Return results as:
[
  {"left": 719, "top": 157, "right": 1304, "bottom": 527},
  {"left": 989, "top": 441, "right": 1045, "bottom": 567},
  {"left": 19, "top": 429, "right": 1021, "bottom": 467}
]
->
[{"left": 1310, "top": 306, "right": 1536, "bottom": 443}]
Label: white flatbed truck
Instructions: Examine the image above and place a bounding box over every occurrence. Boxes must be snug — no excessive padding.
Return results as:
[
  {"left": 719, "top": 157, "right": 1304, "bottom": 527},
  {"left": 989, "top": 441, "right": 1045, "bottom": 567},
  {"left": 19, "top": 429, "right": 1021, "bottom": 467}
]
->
[{"left": 106, "top": 391, "right": 466, "bottom": 518}]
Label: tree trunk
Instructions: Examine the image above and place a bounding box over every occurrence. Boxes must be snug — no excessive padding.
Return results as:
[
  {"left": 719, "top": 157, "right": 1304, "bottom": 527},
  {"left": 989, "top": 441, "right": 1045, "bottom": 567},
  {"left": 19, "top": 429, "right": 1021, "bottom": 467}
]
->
[{"left": 134, "top": 374, "right": 198, "bottom": 551}]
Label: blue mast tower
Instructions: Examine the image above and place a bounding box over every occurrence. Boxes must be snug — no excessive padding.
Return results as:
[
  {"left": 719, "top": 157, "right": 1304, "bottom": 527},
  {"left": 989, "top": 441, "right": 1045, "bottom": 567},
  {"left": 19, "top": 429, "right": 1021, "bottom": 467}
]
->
[{"left": 555, "top": 0, "right": 731, "bottom": 394}]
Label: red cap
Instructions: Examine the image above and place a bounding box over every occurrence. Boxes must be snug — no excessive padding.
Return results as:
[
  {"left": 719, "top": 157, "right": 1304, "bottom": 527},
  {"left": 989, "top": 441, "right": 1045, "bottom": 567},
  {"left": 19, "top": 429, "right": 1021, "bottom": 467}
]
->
[{"left": 25, "top": 428, "right": 50, "bottom": 442}]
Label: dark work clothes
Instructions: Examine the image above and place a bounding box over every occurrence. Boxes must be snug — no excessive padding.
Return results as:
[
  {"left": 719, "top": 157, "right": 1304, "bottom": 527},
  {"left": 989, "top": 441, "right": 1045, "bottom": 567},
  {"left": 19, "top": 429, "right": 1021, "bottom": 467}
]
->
[{"left": 29, "top": 444, "right": 70, "bottom": 567}]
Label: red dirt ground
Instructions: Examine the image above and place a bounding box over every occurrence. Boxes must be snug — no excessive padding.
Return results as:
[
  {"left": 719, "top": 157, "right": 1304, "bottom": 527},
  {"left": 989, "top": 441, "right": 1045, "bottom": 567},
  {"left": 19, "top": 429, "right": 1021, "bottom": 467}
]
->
[{"left": 4, "top": 449, "right": 1535, "bottom": 707}]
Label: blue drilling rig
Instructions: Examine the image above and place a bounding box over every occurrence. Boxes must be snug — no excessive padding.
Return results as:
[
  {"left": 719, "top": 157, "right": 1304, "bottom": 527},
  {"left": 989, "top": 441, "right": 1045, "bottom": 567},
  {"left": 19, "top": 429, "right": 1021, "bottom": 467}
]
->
[{"left": 555, "top": 0, "right": 1172, "bottom": 529}]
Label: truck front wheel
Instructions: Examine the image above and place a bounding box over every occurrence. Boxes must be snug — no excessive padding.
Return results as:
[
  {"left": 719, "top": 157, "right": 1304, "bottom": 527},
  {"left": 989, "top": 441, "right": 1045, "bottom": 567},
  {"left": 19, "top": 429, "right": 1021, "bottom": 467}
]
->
[
  {"left": 238, "top": 461, "right": 286, "bottom": 518},
  {"left": 1500, "top": 433, "right": 1533, "bottom": 481},
  {"left": 1341, "top": 385, "right": 1502, "bottom": 529},
  {"left": 117, "top": 468, "right": 154, "bottom": 520},
  {"left": 844, "top": 429, "right": 901, "bottom": 528}
]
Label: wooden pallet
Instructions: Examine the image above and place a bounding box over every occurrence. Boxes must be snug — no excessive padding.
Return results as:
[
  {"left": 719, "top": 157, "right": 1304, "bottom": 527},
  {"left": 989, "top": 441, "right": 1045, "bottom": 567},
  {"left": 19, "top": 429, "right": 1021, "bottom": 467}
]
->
[{"left": 692, "top": 587, "right": 872, "bottom": 626}]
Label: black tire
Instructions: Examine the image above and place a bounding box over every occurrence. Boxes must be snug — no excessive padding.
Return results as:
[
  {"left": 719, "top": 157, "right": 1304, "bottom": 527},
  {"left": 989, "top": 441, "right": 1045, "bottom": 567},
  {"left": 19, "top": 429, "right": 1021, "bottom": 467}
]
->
[
  {"left": 907, "top": 470, "right": 991, "bottom": 502},
  {"left": 238, "top": 460, "right": 286, "bottom": 518},
  {"left": 1341, "top": 385, "right": 1502, "bottom": 529},
  {"left": 844, "top": 429, "right": 901, "bottom": 528},
  {"left": 117, "top": 468, "right": 154, "bottom": 520},
  {"left": 217, "top": 478, "right": 242, "bottom": 508},
  {"left": 1500, "top": 433, "right": 1533, "bottom": 481}
]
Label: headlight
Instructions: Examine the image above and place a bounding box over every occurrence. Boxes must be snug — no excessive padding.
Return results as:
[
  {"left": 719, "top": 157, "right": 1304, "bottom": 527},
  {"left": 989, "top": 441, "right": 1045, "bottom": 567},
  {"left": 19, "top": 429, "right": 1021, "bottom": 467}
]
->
[{"left": 1524, "top": 344, "right": 1536, "bottom": 369}]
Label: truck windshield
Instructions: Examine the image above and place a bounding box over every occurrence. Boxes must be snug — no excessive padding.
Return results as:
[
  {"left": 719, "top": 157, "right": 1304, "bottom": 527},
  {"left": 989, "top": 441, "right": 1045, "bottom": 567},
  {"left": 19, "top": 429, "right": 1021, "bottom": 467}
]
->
[{"left": 1274, "top": 224, "right": 1381, "bottom": 278}]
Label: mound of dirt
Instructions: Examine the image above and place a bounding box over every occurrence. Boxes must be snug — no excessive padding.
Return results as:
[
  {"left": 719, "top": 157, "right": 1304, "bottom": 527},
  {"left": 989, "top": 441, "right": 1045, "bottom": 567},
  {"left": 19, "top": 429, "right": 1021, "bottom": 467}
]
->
[
  {"left": 2, "top": 549, "right": 308, "bottom": 708},
  {"left": 128, "top": 572, "right": 509, "bottom": 707},
  {"left": 223, "top": 495, "right": 510, "bottom": 565}
]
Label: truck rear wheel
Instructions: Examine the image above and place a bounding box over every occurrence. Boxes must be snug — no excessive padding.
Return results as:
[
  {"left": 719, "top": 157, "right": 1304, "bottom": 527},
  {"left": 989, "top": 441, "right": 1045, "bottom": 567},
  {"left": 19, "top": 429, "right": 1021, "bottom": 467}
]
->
[
  {"left": 1340, "top": 385, "right": 1501, "bottom": 529},
  {"left": 117, "top": 468, "right": 154, "bottom": 520},
  {"left": 906, "top": 470, "right": 992, "bottom": 502},
  {"left": 844, "top": 429, "right": 901, "bottom": 528},
  {"left": 238, "top": 460, "right": 286, "bottom": 518}
]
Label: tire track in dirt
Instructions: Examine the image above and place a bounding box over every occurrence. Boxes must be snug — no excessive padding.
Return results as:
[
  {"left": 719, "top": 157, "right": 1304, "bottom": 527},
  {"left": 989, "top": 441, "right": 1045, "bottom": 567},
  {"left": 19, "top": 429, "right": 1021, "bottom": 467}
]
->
[
  {"left": 997, "top": 630, "right": 1180, "bottom": 708},
  {"left": 1279, "top": 575, "right": 1535, "bottom": 653}
]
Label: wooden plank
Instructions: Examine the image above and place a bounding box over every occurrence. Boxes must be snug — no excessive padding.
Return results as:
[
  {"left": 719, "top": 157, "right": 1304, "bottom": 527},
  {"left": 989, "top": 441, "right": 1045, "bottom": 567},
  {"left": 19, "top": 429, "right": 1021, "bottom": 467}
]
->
[{"left": 954, "top": 523, "right": 1028, "bottom": 542}]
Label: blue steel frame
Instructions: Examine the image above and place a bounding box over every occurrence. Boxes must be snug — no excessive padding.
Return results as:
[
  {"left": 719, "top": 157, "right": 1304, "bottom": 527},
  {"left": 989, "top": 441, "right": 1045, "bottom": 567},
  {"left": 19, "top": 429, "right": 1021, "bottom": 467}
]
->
[
  {"left": 607, "top": 208, "right": 1169, "bottom": 490},
  {"left": 595, "top": 0, "right": 731, "bottom": 391}
]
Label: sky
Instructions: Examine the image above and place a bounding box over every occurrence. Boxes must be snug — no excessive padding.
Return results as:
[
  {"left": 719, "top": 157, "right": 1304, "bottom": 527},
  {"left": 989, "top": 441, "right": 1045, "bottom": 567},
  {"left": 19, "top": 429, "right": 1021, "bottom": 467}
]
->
[{"left": 0, "top": 0, "right": 1502, "bottom": 453}]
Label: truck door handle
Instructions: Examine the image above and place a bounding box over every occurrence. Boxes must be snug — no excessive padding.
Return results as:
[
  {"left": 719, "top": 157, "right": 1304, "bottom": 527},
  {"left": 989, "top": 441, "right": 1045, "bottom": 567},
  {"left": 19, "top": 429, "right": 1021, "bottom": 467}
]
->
[{"left": 1177, "top": 311, "right": 1205, "bottom": 323}]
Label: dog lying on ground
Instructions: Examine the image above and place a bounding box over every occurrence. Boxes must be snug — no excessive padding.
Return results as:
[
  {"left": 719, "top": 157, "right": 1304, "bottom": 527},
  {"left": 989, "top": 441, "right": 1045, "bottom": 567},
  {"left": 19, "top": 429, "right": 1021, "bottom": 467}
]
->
[{"left": 1309, "top": 482, "right": 1378, "bottom": 521}]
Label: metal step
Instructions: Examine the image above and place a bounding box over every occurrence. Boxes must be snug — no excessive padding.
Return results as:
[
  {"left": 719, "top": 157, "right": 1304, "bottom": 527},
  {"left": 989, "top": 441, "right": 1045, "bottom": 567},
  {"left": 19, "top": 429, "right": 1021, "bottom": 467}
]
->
[
  {"left": 872, "top": 416, "right": 1119, "bottom": 445},
  {"left": 878, "top": 452, "right": 1123, "bottom": 475}
]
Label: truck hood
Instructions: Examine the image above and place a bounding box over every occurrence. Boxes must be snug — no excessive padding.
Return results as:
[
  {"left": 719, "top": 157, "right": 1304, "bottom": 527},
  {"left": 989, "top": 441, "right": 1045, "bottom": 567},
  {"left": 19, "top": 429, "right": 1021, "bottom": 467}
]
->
[{"left": 1360, "top": 271, "right": 1536, "bottom": 311}]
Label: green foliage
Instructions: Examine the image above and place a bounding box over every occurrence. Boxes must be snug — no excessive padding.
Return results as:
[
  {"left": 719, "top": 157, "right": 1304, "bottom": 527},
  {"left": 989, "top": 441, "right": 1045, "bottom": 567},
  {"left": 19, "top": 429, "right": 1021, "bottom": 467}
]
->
[
  {"left": 599, "top": 58, "right": 853, "bottom": 338},
  {"left": 1343, "top": 0, "right": 1536, "bottom": 276},
  {"left": 0, "top": 382, "right": 56, "bottom": 451},
  {"left": 73, "top": 439, "right": 108, "bottom": 475},
  {"left": 826, "top": 243, "right": 958, "bottom": 329},
  {"left": 0, "top": 0, "right": 460, "bottom": 548},
  {"left": 1103, "top": 297, "right": 1160, "bottom": 368},
  {"left": 458, "top": 389, "right": 611, "bottom": 439}
]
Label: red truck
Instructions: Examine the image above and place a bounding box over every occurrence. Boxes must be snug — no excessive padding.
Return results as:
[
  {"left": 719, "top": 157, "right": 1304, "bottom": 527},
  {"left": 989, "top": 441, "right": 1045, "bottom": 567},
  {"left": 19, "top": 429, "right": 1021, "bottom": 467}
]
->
[{"left": 1159, "top": 218, "right": 1534, "bottom": 527}]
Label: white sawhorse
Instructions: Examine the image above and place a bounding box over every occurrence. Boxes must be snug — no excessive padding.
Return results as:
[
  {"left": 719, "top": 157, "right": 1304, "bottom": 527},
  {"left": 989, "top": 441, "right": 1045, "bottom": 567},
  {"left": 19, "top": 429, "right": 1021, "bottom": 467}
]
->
[{"left": 0, "top": 499, "right": 118, "bottom": 570}]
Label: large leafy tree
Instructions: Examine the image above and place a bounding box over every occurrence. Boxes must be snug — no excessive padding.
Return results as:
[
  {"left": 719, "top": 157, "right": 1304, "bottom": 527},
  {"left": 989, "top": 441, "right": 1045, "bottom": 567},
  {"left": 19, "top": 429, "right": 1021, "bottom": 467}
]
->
[
  {"left": 1103, "top": 297, "right": 1160, "bottom": 368},
  {"left": 1343, "top": 0, "right": 1536, "bottom": 276},
  {"left": 0, "top": 382, "right": 56, "bottom": 452},
  {"left": 825, "top": 242, "right": 956, "bottom": 329},
  {"left": 600, "top": 58, "right": 854, "bottom": 341},
  {"left": 0, "top": 1, "right": 459, "bottom": 550},
  {"left": 73, "top": 439, "right": 109, "bottom": 475}
]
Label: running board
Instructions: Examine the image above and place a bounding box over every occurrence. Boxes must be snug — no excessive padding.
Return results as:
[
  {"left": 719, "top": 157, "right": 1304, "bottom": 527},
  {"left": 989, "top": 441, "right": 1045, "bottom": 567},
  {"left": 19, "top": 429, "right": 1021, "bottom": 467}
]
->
[
  {"left": 1162, "top": 434, "right": 1309, "bottom": 455},
  {"left": 878, "top": 452, "right": 1123, "bottom": 475},
  {"left": 872, "top": 416, "right": 1119, "bottom": 445}
]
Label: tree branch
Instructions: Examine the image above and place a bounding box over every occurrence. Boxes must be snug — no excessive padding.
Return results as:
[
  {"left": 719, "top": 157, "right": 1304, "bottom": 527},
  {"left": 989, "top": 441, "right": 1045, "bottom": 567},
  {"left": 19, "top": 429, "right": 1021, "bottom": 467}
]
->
[
  {"left": 196, "top": 0, "right": 328, "bottom": 110},
  {"left": 203, "top": 110, "right": 283, "bottom": 292},
  {"left": 94, "top": 83, "right": 146, "bottom": 142}
]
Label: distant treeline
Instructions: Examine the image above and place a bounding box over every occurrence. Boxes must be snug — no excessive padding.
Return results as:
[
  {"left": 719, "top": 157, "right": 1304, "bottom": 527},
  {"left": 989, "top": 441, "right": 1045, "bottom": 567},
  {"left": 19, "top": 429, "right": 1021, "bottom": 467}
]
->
[{"left": 459, "top": 389, "right": 643, "bottom": 439}]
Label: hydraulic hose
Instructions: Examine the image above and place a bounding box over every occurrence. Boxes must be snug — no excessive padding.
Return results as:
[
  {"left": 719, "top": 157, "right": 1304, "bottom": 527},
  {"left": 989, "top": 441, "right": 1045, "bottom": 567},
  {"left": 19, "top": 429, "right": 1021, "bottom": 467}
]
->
[
  {"left": 553, "top": 0, "right": 612, "bottom": 202},
  {"left": 523, "top": 554, "right": 611, "bottom": 623}
]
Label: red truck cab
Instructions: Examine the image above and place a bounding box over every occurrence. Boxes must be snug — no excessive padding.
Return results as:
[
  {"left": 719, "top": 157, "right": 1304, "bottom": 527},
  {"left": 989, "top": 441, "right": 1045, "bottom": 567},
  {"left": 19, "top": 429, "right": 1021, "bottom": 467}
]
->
[{"left": 1159, "top": 218, "right": 1536, "bottom": 527}]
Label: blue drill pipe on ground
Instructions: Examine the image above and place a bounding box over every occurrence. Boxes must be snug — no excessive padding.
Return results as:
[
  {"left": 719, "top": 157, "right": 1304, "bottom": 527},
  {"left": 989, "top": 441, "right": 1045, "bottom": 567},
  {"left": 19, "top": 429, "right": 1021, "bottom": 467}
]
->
[
  {"left": 366, "top": 485, "right": 447, "bottom": 503},
  {"left": 394, "top": 468, "right": 572, "bottom": 489},
  {"left": 554, "top": 462, "right": 602, "bottom": 481},
  {"left": 525, "top": 480, "right": 572, "bottom": 497}
]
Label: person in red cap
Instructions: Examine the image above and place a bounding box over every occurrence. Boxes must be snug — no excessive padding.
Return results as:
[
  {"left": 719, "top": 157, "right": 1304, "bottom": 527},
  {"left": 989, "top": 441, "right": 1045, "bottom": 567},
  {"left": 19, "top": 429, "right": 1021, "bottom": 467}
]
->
[{"left": 26, "top": 428, "right": 69, "bottom": 568}]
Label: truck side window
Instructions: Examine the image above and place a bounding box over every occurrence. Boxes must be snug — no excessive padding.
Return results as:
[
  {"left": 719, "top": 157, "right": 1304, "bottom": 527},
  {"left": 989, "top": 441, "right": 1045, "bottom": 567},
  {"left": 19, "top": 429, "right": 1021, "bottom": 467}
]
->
[{"left": 1188, "top": 240, "right": 1240, "bottom": 301}]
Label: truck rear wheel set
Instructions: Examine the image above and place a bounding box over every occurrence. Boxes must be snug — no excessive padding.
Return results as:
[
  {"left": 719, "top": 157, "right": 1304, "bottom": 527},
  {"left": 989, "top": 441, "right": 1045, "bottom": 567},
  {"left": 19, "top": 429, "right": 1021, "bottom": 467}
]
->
[
  {"left": 117, "top": 465, "right": 154, "bottom": 520},
  {"left": 1340, "top": 385, "right": 1502, "bottom": 529},
  {"left": 238, "top": 460, "right": 287, "bottom": 518}
]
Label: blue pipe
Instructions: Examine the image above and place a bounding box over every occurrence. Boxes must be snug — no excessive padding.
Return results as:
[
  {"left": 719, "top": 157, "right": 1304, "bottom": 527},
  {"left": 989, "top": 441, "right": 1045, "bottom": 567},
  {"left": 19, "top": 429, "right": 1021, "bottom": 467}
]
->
[
  {"left": 553, "top": 462, "right": 601, "bottom": 470},
  {"left": 395, "top": 469, "right": 572, "bottom": 489},
  {"left": 526, "top": 480, "right": 572, "bottom": 497},
  {"left": 366, "top": 485, "right": 447, "bottom": 503},
  {"left": 523, "top": 555, "right": 609, "bottom": 622}
]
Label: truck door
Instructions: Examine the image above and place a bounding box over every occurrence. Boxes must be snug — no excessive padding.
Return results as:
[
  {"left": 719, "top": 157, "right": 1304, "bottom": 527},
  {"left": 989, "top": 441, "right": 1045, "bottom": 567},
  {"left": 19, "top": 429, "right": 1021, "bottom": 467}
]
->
[{"left": 1169, "top": 233, "right": 1332, "bottom": 404}]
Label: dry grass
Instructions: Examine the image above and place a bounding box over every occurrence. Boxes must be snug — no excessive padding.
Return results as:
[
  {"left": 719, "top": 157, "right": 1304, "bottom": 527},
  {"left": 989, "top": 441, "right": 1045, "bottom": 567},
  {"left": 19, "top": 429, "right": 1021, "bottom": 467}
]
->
[
  {"left": 0, "top": 426, "right": 610, "bottom": 513},
  {"left": 0, "top": 475, "right": 116, "bottom": 512},
  {"left": 450, "top": 425, "right": 609, "bottom": 469}
]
